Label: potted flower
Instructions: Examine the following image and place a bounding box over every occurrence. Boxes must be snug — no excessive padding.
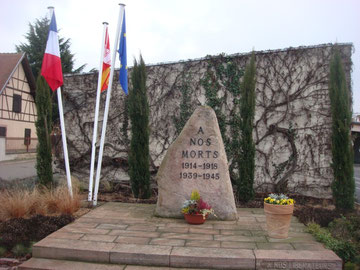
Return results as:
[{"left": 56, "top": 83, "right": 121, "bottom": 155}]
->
[
  {"left": 264, "top": 193, "right": 295, "bottom": 239},
  {"left": 181, "top": 190, "right": 216, "bottom": 224}
]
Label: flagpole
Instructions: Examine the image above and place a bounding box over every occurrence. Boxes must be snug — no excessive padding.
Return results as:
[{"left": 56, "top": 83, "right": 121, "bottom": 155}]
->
[
  {"left": 93, "top": 3, "right": 125, "bottom": 206},
  {"left": 44, "top": 6, "right": 72, "bottom": 197},
  {"left": 57, "top": 87, "right": 73, "bottom": 197},
  {"left": 88, "top": 22, "right": 109, "bottom": 202}
]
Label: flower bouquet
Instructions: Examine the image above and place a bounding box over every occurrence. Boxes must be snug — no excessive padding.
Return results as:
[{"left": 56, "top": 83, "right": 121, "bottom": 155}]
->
[
  {"left": 264, "top": 193, "right": 295, "bottom": 205},
  {"left": 181, "top": 190, "right": 215, "bottom": 224}
]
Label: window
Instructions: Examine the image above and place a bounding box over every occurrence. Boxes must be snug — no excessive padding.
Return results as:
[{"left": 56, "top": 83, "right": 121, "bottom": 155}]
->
[
  {"left": 13, "top": 94, "right": 22, "bottom": 113},
  {"left": 24, "top": 128, "right": 31, "bottom": 145},
  {"left": 0, "top": 126, "right": 6, "bottom": 137}
]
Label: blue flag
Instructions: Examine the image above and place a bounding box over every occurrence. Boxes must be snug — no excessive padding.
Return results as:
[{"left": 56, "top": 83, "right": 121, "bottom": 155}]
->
[{"left": 118, "top": 11, "right": 128, "bottom": 95}]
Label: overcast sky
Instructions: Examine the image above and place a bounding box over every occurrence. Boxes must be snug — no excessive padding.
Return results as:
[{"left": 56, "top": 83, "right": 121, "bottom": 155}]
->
[{"left": 1, "top": 0, "right": 359, "bottom": 112}]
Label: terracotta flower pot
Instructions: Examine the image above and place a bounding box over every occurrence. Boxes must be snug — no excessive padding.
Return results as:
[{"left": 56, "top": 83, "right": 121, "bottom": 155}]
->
[
  {"left": 184, "top": 213, "right": 206, "bottom": 224},
  {"left": 264, "top": 202, "right": 294, "bottom": 239}
]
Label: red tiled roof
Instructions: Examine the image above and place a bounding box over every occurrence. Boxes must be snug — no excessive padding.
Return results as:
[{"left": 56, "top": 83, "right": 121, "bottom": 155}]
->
[{"left": 0, "top": 53, "right": 36, "bottom": 96}]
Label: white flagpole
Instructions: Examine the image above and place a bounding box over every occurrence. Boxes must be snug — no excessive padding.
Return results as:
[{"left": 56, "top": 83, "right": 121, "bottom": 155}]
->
[
  {"left": 47, "top": 7, "right": 72, "bottom": 197},
  {"left": 93, "top": 4, "right": 125, "bottom": 206},
  {"left": 57, "top": 87, "right": 73, "bottom": 197},
  {"left": 88, "top": 22, "right": 109, "bottom": 202}
]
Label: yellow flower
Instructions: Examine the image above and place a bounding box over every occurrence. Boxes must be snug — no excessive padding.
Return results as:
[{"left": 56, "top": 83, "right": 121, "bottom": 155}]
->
[
  {"left": 190, "top": 190, "right": 200, "bottom": 201},
  {"left": 181, "top": 207, "right": 190, "bottom": 214}
]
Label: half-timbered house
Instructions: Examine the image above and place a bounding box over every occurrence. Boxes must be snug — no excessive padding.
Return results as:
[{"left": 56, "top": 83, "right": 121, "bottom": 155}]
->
[{"left": 0, "top": 53, "right": 37, "bottom": 161}]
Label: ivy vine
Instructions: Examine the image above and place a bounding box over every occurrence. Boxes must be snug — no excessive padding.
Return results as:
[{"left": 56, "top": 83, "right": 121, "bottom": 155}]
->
[
  {"left": 201, "top": 54, "right": 244, "bottom": 180},
  {"left": 270, "top": 123, "right": 298, "bottom": 193},
  {"left": 173, "top": 72, "right": 193, "bottom": 136}
]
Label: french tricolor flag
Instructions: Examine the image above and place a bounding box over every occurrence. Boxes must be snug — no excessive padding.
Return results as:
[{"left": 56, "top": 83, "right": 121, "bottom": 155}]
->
[{"left": 41, "top": 10, "right": 63, "bottom": 91}]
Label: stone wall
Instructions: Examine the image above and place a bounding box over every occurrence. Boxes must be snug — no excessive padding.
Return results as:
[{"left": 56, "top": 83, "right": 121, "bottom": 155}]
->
[{"left": 58, "top": 43, "right": 353, "bottom": 198}]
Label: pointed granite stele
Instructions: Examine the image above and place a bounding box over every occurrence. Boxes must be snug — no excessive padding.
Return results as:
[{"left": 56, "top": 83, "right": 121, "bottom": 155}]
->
[{"left": 155, "top": 106, "right": 237, "bottom": 220}]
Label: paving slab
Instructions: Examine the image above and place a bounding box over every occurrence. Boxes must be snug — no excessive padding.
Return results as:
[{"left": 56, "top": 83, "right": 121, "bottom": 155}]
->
[
  {"left": 150, "top": 238, "right": 185, "bottom": 246},
  {"left": 161, "top": 232, "right": 213, "bottom": 240},
  {"left": 59, "top": 226, "right": 110, "bottom": 235},
  {"left": 188, "top": 227, "right": 220, "bottom": 235},
  {"left": 33, "top": 238, "right": 116, "bottom": 263},
  {"left": 124, "top": 266, "right": 204, "bottom": 270},
  {"left": 124, "top": 266, "right": 207, "bottom": 270},
  {"left": 214, "top": 234, "right": 266, "bottom": 242},
  {"left": 19, "top": 258, "right": 126, "bottom": 270},
  {"left": 47, "top": 231, "right": 84, "bottom": 240},
  {"left": 157, "top": 226, "right": 189, "bottom": 233},
  {"left": 110, "top": 244, "right": 172, "bottom": 266},
  {"left": 291, "top": 242, "right": 327, "bottom": 251},
  {"left": 115, "top": 236, "right": 151, "bottom": 245},
  {"left": 81, "top": 234, "right": 118, "bottom": 242},
  {"left": 185, "top": 240, "right": 221, "bottom": 248},
  {"left": 221, "top": 241, "right": 257, "bottom": 249},
  {"left": 220, "top": 229, "right": 252, "bottom": 236},
  {"left": 170, "top": 247, "right": 255, "bottom": 269},
  {"left": 22, "top": 202, "right": 343, "bottom": 270},
  {"left": 256, "top": 242, "right": 294, "bottom": 250},
  {"left": 109, "top": 230, "right": 160, "bottom": 238},
  {"left": 97, "top": 224, "right": 129, "bottom": 230}
]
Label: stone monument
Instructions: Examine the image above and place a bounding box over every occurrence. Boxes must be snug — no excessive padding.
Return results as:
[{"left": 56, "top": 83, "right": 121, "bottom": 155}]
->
[{"left": 155, "top": 106, "right": 237, "bottom": 220}]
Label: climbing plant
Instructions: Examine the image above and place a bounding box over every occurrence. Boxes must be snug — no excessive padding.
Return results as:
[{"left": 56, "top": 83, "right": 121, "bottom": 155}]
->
[
  {"left": 271, "top": 123, "right": 298, "bottom": 193},
  {"left": 60, "top": 44, "right": 353, "bottom": 197},
  {"left": 173, "top": 72, "right": 193, "bottom": 135},
  {"left": 201, "top": 54, "right": 244, "bottom": 180}
]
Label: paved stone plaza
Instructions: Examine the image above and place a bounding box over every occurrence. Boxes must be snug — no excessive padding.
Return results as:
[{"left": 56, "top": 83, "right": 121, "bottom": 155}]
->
[{"left": 20, "top": 203, "right": 341, "bottom": 269}]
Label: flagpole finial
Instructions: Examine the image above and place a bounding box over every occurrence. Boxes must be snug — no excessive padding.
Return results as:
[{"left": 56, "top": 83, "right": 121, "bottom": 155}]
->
[
  {"left": 103, "top": 22, "right": 109, "bottom": 25},
  {"left": 119, "top": 3, "right": 126, "bottom": 6}
]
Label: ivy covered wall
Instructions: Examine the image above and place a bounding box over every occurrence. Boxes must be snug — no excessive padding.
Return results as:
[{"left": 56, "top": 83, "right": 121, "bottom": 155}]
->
[{"left": 58, "top": 43, "right": 352, "bottom": 198}]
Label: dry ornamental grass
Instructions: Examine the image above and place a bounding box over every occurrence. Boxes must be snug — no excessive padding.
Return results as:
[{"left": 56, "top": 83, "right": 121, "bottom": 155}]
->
[{"left": 0, "top": 185, "right": 81, "bottom": 221}]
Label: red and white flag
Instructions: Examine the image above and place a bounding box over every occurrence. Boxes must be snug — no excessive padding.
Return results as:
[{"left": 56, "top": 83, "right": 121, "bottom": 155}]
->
[
  {"left": 101, "top": 27, "right": 111, "bottom": 91},
  {"left": 41, "top": 10, "right": 63, "bottom": 91}
]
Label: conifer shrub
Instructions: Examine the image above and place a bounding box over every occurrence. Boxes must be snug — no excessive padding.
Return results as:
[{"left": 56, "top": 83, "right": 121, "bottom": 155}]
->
[
  {"left": 237, "top": 54, "right": 256, "bottom": 202},
  {"left": 328, "top": 49, "right": 355, "bottom": 210},
  {"left": 128, "top": 55, "right": 151, "bottom": 199},
  {"left": 35, "top": 76, "right": 53, "bottom": 187}
]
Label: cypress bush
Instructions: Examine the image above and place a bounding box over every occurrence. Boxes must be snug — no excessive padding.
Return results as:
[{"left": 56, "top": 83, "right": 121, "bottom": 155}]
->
[
  {"left": 329, "top": 49, "right": 355, "bottom": 210},
  {"left": 128, "top": 55, "right": 151, "bottom": 199},
  {"left": 237, "top": 54, "right": 256, "bottom": 202},
  {"left": 35, "top": 76, "right": 53, "bottom": 187}
]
